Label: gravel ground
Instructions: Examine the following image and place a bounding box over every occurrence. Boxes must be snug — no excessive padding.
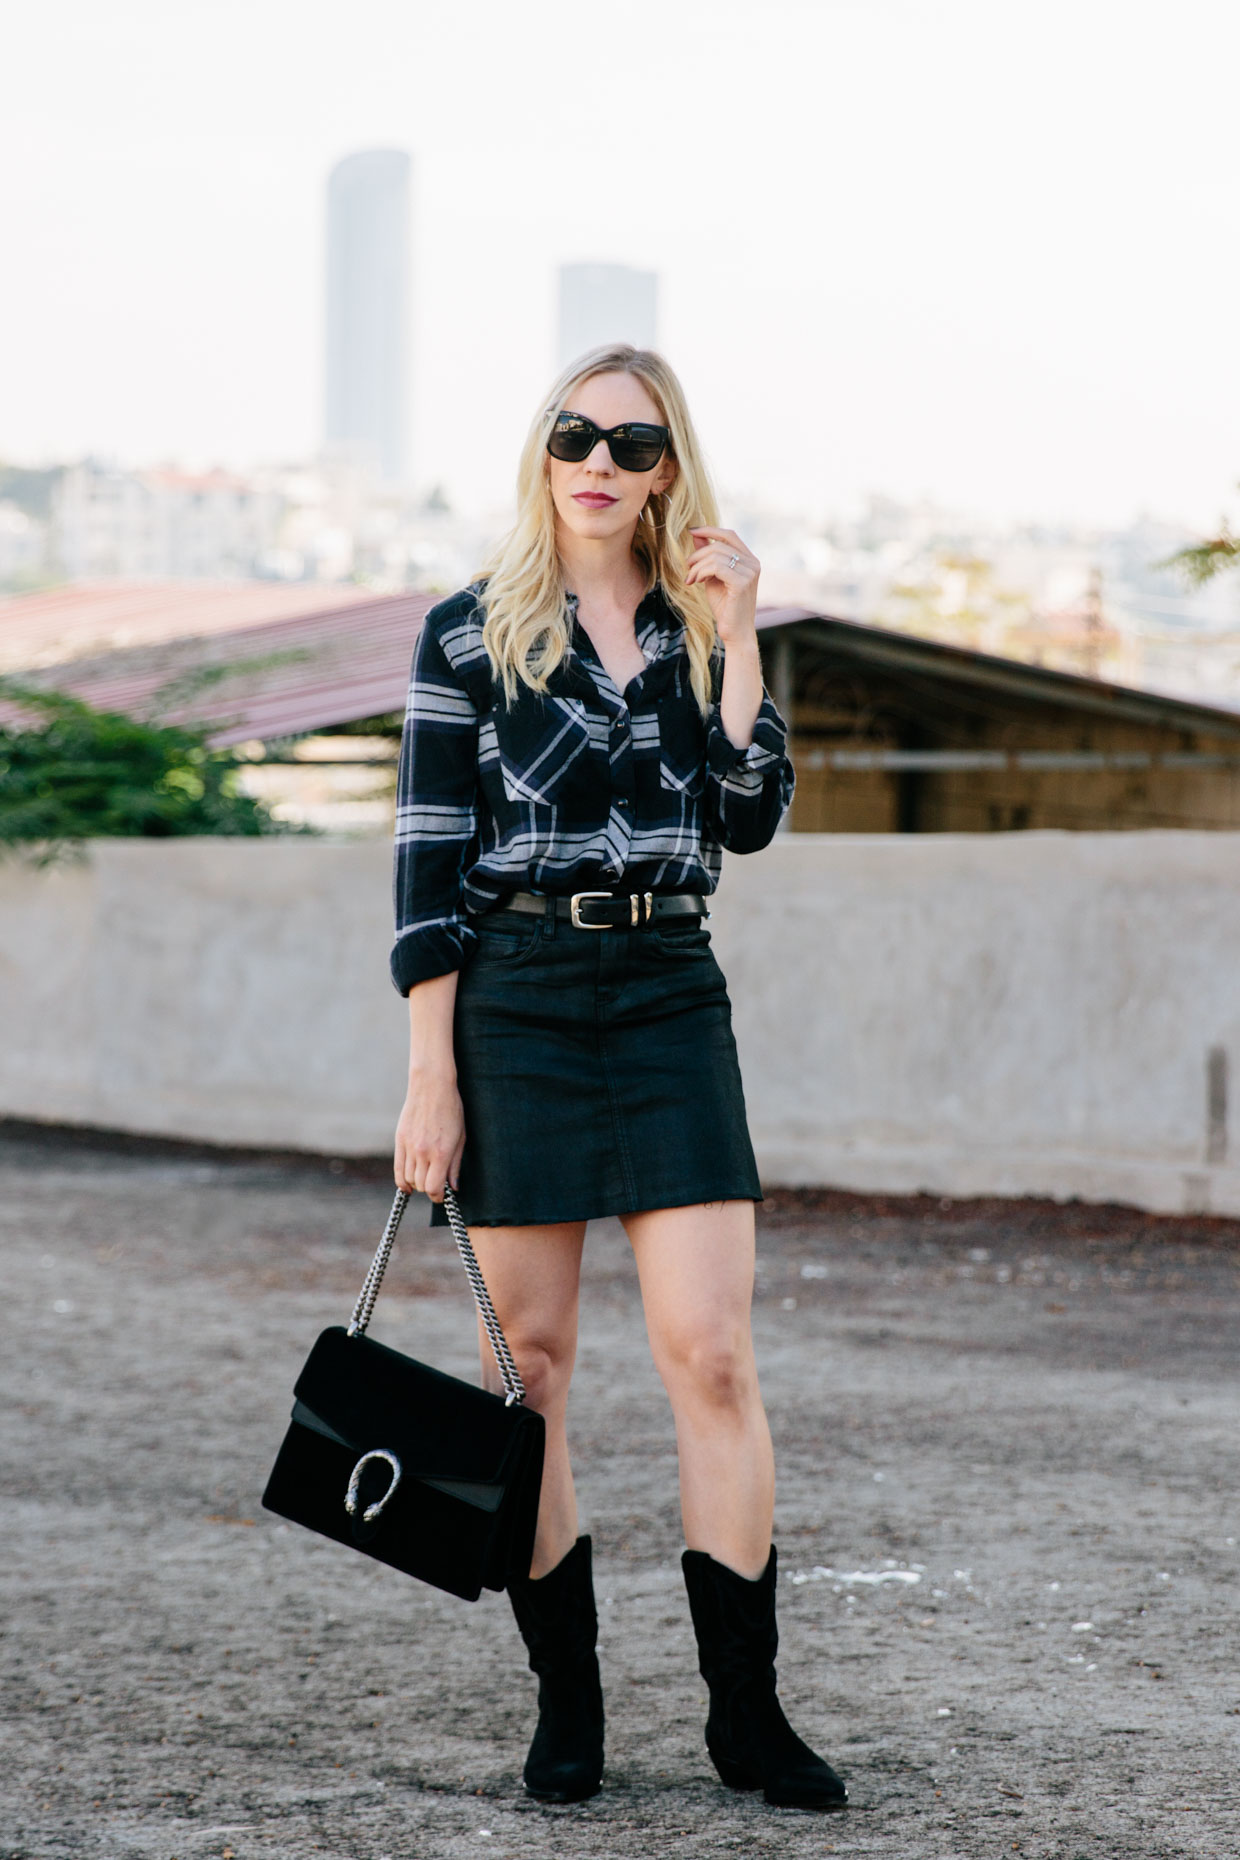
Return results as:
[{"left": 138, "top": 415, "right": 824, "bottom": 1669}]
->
[{"left": 3, "top": 1126, "right": 1239, "bottom": 1860}]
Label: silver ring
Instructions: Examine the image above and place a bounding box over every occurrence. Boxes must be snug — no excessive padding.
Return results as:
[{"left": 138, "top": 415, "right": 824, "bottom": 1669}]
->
[{"left": 727, "top": 553, "right": 739, "bottom": 569}]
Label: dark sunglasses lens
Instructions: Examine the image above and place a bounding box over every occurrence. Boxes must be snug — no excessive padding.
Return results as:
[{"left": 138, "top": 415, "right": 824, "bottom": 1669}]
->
[
  {"left": 609, "top": 426, "right": 667, "bottom": 472},
  {"left": 547, "top": 415, "right": 596, "bottom": 462}
]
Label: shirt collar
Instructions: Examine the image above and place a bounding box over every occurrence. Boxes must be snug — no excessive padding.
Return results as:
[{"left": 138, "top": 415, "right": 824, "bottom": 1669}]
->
[
  {"left": 566, "top": 582, "right": 684, "bottom": 667},
  {"left": 562, "top": 583, "right": 685, "bottom": 710}
]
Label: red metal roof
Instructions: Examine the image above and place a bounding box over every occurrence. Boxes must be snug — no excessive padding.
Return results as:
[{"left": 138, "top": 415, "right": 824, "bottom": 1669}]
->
[
  {"left": 0, "top": 580, "right": 385, "bottom": 670},
  {"left": 0, "top": 583, "right": 435, "bottom": 745}
]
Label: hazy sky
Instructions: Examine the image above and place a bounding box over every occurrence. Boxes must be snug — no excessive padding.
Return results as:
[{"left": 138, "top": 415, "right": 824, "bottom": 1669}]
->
[{"left": 4, "top": 0, "right": 1238, "bottom": 528}]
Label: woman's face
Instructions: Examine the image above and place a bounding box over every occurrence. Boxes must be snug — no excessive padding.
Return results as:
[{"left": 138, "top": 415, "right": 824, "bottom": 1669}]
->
[{"left": 546, "top": 371, "right": 676, "bottom": 545}]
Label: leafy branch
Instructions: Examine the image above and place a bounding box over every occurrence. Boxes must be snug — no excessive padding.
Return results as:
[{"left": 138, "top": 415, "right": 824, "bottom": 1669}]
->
[
  {"left": 0, "top": 681, "right": 306, "bottom": 865},
  {"left": 1160, "top": 487, "right": 1240, "bottom": 586}
]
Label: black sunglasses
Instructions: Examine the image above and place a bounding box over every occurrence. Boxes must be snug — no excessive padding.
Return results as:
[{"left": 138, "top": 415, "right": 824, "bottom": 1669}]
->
[{"left": 547, "top": 410, "right": 670, "bottom": 474}]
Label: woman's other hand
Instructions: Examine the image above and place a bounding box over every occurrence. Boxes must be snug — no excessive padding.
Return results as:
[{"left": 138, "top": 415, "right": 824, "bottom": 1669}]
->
[
  {"left": 396, "top": 969, "right": 464, "bottom": 1201},
  {"left": 394, "top": 1067, "right": 466, "bottom": 1201}
]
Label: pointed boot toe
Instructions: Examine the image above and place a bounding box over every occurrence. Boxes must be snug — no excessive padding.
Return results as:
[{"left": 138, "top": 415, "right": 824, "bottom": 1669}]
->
[
  {"left": 707, "top": 1710, "right": 848, "bottom": 1809},
  {"left": 756, "top": 1731, "right": 848, "bottom": 1809}
]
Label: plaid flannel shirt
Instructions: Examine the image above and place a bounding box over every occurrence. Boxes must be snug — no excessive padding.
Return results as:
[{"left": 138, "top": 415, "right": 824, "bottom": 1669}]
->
[{"left": 390, "top": 581, "right": 794, "bottom": 994}]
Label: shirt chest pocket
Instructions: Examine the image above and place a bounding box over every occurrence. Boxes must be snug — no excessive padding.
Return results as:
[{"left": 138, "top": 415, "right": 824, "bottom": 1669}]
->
[
  {"left": 657, "top": 694, "right": 707, "bottom": 798},
  {"left": 484, "top": 693, "right": 593, "bottom": 806}
]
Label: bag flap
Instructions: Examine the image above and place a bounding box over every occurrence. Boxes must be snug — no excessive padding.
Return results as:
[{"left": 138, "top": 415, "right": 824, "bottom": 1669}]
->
[
  {"left": 289, "top": 1400, "right": 505, "bottom": 1513},
  {"left": 291, "top": 1326, "right": 537, "bottom": 1483}
]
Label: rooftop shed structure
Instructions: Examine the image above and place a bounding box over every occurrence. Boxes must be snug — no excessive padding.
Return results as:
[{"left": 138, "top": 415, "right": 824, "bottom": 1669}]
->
[{"left": 756, "top": 608, "right": 1240, "bottom": 832}]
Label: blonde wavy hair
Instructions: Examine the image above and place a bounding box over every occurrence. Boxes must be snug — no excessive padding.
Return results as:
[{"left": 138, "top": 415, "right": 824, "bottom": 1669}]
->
[{"left": 477, "top": 344, "right": 721, "bottom": 714}]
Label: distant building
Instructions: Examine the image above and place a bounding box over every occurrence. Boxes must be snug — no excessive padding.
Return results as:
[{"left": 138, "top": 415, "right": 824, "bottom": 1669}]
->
[
  {"left": 34, "top": 457, "right": 491, "bottom": 592},
  {"left": 557, "top": 263, "right": 658, "bottom": 369},
  {"left": 0, "top": 503, "right": 47, "bottom": 589},
  {"left": 51, "top": 462, "right": 282, "bottom": 581},
  {"left": 325, "top": 150, "right": 412, "bottom": 486}
]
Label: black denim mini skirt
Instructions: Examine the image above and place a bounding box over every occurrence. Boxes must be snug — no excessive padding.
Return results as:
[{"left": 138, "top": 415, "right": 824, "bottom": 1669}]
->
[{"left": 429, "top": 905, "right": 763, "bottom": 1228}]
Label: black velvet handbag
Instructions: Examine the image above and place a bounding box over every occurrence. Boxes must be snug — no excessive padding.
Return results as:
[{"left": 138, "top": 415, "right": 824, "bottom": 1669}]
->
[{"left": 262, "top": 1186, "right": 544, "bottom": 1601}]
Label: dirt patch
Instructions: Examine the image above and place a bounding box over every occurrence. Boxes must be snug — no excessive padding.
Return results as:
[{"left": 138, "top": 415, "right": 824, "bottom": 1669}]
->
[{"left": 2, "top": 1132, "right": 1237, "bottom": 1858}]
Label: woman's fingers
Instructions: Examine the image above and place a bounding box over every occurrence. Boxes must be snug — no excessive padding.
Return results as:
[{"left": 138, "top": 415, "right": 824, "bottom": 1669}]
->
[
  {"left": 688, "top": 554, "right": 753, "bottom": 580},
  {"left": 419, "top": 1145, "right": 460, "bottom": 1203},
  {"left": 394, "top": 1144, "right": 451, "bottom": 1200},
  {"left": 394, "top": 1081, "right": 465, "bottom": 1201},
  {"left": 449, "top": 1131, "right": 467, "bottom": 1192},
  {"left": 687, "top": 528, "right": 750, "bottom": 560},
  {"left": 686, "top": 545, "right": 759, "bottom": 587},
  {"left": 686, "top": 540, "right": 756, "bottom": 574}
]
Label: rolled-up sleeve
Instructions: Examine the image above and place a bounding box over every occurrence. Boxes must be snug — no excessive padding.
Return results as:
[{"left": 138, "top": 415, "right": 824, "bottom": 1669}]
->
[
  {"left": 389, "top": 612, "right": 481, "bottom": 995},
  {"left": 703, "top": 687, "right": 795, "bottom": 853}
]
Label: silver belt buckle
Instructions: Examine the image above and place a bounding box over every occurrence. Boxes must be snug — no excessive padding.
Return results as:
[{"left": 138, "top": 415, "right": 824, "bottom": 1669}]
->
[{"left": 570, "top": 891, "right": 615, "bottom": 930}]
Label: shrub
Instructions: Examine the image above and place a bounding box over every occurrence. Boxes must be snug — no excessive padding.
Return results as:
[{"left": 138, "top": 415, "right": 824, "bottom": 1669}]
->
[{"left": 0, "top": 682, "right": 294, "bottom": 860}]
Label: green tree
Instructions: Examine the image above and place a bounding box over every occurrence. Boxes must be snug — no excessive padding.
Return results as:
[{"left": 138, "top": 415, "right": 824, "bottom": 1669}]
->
[
  {"left": 0, "top": 682, "right": 296, "bottom": 861},
  {"left": 1162, "top": 487, "right": 1240, "bottom": 585}
]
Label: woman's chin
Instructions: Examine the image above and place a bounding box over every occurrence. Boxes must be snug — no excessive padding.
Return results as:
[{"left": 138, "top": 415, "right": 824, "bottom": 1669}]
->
[{"left": 556, "top": 504, "right": 637, "bottom": 540}]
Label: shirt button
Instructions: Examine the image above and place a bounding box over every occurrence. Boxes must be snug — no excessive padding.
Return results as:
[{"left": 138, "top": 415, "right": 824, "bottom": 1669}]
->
[{"left": 617, "top": 796, "right": 630, "bottom": 809}]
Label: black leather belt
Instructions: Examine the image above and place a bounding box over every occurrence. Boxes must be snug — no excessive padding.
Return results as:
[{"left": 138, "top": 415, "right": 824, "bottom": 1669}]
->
[{"left": 496, "top": 889, "right": 709, "bottom": 931}]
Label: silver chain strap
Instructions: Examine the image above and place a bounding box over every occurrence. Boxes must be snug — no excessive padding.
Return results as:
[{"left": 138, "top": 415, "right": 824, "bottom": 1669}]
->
[
  {"left": 347, "top": 1190, "right": 407, "bottom": 1338},
  {"left": 346, "top": 1187, "right": 527, "bottom": 1407}
]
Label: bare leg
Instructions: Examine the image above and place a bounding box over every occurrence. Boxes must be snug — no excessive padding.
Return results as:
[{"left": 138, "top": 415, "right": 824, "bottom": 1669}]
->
[
  {"left": 466, "top": 1220, "right": 587, "bottom": 1578},
  {"left": 621, "top": 1199, "right": 774, "bottom": 1579}
]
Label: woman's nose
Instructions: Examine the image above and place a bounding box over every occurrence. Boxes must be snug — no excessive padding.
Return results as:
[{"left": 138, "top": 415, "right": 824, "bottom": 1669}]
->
[{"left": 583, "top": 440, "right": 615, "bottom": 475}]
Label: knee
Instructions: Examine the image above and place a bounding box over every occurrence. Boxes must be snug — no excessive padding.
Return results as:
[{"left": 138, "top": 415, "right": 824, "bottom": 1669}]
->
[
  {"left": 660, "top": 1327, "right": 755, "bottom": 1414},
  {"left": 488, "top": 1332, "right": 573, "bottom": 1414}
]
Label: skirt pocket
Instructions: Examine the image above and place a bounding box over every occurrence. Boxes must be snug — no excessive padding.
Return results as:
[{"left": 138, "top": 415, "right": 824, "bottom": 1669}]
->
[
  {"left": 646, "top": 920, "right": 713, "bottom": 959},
  {"left": 470, "top": 917, "right": 546, "bottom": 969}
]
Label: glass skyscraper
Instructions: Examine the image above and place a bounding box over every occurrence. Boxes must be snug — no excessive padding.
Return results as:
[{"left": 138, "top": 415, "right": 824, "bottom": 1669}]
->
[
  {"left": 557, "top": 263, "right": 659, "bottom": 371},
  {"left": 324, "top": 150, "right": 411, "bottom": 486}
]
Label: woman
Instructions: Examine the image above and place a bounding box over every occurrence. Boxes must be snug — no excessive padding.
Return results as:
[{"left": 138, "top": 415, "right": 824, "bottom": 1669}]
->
[{"left": 390, "top": 344, "right": 845, "bottom": 1812}]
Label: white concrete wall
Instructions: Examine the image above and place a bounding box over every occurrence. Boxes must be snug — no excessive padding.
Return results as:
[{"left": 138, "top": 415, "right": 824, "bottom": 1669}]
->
[
  {"left": 2, "top": 834, "right": 1238, "bottom": 1215},
  {"left": 710, "top": 834, "right": 1240, "bottom": 1217},
  {"left": 0, "top": 840, "right": 406, "bottom": 1154}
]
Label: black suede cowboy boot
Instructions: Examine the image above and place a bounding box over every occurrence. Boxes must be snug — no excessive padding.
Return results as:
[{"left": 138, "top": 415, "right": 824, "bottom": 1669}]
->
[
  {"left": 507, "top": 1534, "right": 605, "bottom": 1802},
  {"left": 681, "top": 1544, "right": 847, "bottom": 1809}
]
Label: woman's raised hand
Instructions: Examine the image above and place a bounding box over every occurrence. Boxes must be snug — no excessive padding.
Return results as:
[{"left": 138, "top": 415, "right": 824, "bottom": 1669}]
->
[{"left": 685, "top": 527, "right": 761, "bottom": 650}]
